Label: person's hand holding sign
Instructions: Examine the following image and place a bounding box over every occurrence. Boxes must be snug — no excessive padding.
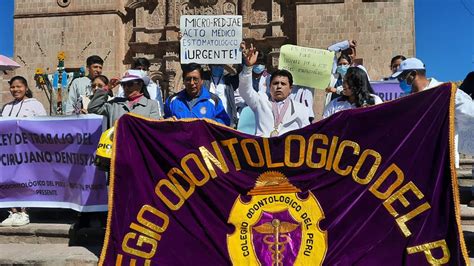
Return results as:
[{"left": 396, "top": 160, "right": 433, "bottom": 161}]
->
[
  {"left": 241, "top": 41, "right": 258, "bottom": 67},
  {"left": 349, "top": 39, "right": 357, "bottom": 48}
]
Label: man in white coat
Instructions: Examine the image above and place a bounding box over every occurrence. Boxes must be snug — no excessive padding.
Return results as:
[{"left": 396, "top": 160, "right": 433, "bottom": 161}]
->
[
  {"left": 392, "top": 58, "right": 474, "bottom": 165},
  {"left": 239, "top": 43, "right": 310, "bottom": 137}
]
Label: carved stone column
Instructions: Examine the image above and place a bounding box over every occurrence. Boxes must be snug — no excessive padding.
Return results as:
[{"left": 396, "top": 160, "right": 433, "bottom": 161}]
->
[
  {"left": 163, "top": 52, "right": 181, "bottom": 97},
  {"left": 268, "top": 47, "right": 281, "bottom": 71},
  {"left": 166, "top": 0, "right": 175, "bottom": 25},
  {"left": 240, "top": 0, "right": 249, "bottom": 23},
  {"left": 270, "top": 0, "right": 284, "bottom": 37},
  {"left": 148, "top": 61, "right": 165, "bottom": 100},
  {"left": 165, "top": 1, "right": 179, "bottom": 41},
  {"left": 135, "top": 7, "right": 148, "bottom": 43}
]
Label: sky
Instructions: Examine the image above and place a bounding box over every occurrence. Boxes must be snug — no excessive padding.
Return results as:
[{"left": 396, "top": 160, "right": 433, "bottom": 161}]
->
[
  {"left": 0, "top": 0, "right": 14, "bottom": 57},
  {"left": 415, "top": 0, "right": 474, "bottom": 81},
  {"left": 0, "top": 0, "right": 472, "bottom": 81}
]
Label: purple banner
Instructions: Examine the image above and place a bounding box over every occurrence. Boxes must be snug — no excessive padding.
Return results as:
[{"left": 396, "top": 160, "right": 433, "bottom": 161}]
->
[
  {"left": 100, "top": 83, "right": 468, "bottom": 265},
  {"left": 0, "top": 114, "right": 107, "bottom": 212},
  {"left": 371, "top": 81, "right": 407, "bottom": 101}
]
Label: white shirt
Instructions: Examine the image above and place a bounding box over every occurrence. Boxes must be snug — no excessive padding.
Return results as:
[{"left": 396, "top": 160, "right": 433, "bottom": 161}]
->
[
  {"left": 422, "top": 78, "right": 474, "bottom": 166},
  {"left": 209, "top": 78, "right": 229, "bottom": 116},
  {"left": 235, "top": 74, "right": 270, "bottom": 113},
  {"left": 323, "top": 94, "right": 383, "bottom": 118},
  {"left": 290, "top": 86, "right": 315, "bottom": 120},
  {"left": 327, "top": 40, "right": 350, "bottom": 74},
  {"left": 1, "top": 98, "right": 47, "bottom": 117},
  {"left": 238, "top": 66, "right": 310, "bottom": 137}
]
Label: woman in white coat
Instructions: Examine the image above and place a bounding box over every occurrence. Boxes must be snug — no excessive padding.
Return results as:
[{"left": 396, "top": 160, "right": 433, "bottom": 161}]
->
[
  {"left": 1, "top": 76, "right": 46, "bottom": 117},
  {"left": 1, "top": 76, "right": 47, "bottom": 227},
  {"left": 323, "top": 67, "right": 382, "bottom": 118}
]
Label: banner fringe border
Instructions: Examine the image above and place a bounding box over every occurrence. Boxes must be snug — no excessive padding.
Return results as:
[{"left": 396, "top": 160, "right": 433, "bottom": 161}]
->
[
  {"left": 449, "top": 83, "right": 470, "bottom": 265},
  {"left": 98, "top": 119, "right": 120, "bottom": 266}
]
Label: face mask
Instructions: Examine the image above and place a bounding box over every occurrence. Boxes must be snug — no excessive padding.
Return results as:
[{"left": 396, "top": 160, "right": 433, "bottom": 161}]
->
[
  {"left": 336, "top": 65, "right": 349, "bottom": 77},
  {"left": 253, "top": 64, "right": 265, "bottom": 74},
  {"left": 211, "top": 66, "right": 224, "bottom": 77},
  {"left": 399, "top": 79, "right": 412, "bottom": 94}
]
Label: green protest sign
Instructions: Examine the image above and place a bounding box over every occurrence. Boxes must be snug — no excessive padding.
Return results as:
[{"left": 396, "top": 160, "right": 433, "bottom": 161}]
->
[{"left": 278, "top": 45, "right": 334, "bottom": 89}]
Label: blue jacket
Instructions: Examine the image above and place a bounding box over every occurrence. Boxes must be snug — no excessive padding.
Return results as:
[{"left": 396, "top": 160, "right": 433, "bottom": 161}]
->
[{"left": 164, "top": 86, "right": 230, "bottom": 126}]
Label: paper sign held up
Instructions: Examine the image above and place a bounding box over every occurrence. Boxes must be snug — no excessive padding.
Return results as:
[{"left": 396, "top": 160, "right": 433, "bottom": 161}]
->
[
  {"left": 278, "top": 45, "right": 334, "bottom": 89},
  {"left": 180, "top": 15, "right": 243, "bottom": 64}
]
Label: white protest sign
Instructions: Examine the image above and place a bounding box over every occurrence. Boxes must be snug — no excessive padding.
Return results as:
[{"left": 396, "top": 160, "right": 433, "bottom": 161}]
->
[{"left": 180, "top": 15, "right": 242, "bottom": 64}]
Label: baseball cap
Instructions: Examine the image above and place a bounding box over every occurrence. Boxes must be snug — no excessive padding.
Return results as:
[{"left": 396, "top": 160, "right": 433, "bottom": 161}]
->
[
  {"left": 391, "top": 58, "right": 425, "bottom": 78},
  {"left": 120, "top": 69, "right": 150, "bottom": 85}
]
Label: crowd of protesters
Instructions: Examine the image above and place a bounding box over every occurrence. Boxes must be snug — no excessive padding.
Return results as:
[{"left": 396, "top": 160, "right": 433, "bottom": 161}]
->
[{"left": 1, "top": 38, "right": 474, "bottom": 226}]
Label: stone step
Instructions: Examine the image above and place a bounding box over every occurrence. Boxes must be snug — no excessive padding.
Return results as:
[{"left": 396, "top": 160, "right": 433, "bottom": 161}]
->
[
  {"left": 0, "top": 243, "right": 98, "bottom": 265},
  {"left": 462, "top": 219, "right": 474, "bottom": 226},
  {"left": 463, "top": 224, "right": 474, "bottom": 232},
  {"left": 460, "top": 158, "right": 474, "bottom": 165},
  {"left": 0, "top": 223, "right": 71, "bottom": 244},
  {"left": 458, "top": 169, "right": 473, "bottom": 179},
  {"left": 460, "top": 179, "right": 474, "bottom": 187},
  {"left": 461, "top": 205, "right": 474, "bottom": 220}
]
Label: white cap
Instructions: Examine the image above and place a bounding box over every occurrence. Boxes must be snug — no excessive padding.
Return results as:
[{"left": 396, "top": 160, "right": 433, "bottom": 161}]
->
[
  {"left": 391, "top": 58, "right": 425, "bottom": 78},
  {"left": 120, "top": 69, "right": 150, "bottom": 85}
]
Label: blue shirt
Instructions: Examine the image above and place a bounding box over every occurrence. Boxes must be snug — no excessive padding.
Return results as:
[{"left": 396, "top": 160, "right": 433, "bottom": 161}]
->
[{"left": 164, "top": 86, "right": 230, "bottom": 126}]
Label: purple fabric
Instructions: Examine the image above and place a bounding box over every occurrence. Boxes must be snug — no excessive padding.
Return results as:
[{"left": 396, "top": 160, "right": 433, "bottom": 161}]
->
[
  {"left": 252, "top": 210, "right": 301, "bottom": 265},
  {"left": 0, "top": 115, "right": 107, "bottom": 212},
  {"left": 101, "top": 83, "right": 466, "bottom": 265}
]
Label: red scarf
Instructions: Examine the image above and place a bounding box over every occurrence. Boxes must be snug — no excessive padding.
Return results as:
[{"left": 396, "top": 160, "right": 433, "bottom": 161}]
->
[{"left": 127, "top": 93, "right": 144, "bottom": 108}]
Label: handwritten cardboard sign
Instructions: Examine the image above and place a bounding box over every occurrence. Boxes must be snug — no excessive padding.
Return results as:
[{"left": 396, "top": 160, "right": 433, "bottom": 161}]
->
[{"left": 180, "top": 15, "right": 242, "bottom": 64}]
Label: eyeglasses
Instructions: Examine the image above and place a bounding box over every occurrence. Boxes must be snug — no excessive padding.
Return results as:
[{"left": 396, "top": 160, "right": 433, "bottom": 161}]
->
[{"left": 184, "top": 77, "right": 200, "bottom": 83}]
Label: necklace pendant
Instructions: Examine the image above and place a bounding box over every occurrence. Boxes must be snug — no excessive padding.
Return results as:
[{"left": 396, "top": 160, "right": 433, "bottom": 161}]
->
[{"left": 270, "top": 129, "right": 279, "bottom": 137}]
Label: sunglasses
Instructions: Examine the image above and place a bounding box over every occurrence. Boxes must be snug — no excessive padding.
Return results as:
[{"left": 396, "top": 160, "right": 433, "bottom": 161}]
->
[
  {"left": 397, "top": 71, "right": 414, "bottom": 82},
  {"left": 121, "top": 81, "right": 142, "bottom": 87}
]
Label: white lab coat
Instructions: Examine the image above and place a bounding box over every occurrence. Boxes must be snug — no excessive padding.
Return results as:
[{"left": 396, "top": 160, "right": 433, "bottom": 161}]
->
[
  {"left": 238, "top": 66, "right": 310, "bottom": 137},
  {"left": 322, "top": 94, "right": 383, "bottom": 119},
  {"left": 423, "top": 78, "right": 474, "bottom": 166}
]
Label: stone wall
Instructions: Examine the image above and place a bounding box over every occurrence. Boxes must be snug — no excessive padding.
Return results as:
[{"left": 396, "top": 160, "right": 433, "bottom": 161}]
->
[
  {"left": 296, "top": 0, "right": 415, "bottom": 80},
  {"left": 295, "top": 0, "right": 414, "bottom": 117},
  {"left": 10, "top": 0, "right": 126, "bottom": 113},
  {"left": 0, "top": 72, "right": 14, "bottom": 108},
  {"left": 6, "top": 0, "right": 415, "bottom": 118}
]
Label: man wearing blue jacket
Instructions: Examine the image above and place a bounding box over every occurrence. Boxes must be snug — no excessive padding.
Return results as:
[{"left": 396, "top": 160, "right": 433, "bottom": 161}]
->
[{"left": 164, "top": 63, "right": 230, "bottom": 126}]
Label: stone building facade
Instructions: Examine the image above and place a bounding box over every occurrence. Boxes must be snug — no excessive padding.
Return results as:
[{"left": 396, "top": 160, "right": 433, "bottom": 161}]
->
[{"left": 6, "top": 0, "right": 414, "bottom": 118}]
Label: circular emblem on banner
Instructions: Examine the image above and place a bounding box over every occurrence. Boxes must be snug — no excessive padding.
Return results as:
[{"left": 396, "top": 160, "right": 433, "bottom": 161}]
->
[
  {"left": 200, "top": 106, "right": 207, "bottom": 115},
  {"left": 227, "top": 171, "right": 327, "bottom": 265}
]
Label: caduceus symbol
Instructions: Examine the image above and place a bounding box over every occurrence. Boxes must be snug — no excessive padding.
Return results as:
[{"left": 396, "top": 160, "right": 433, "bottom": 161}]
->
[{"left": 254, "top": 219, "right": 299, "bottom": 266}]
